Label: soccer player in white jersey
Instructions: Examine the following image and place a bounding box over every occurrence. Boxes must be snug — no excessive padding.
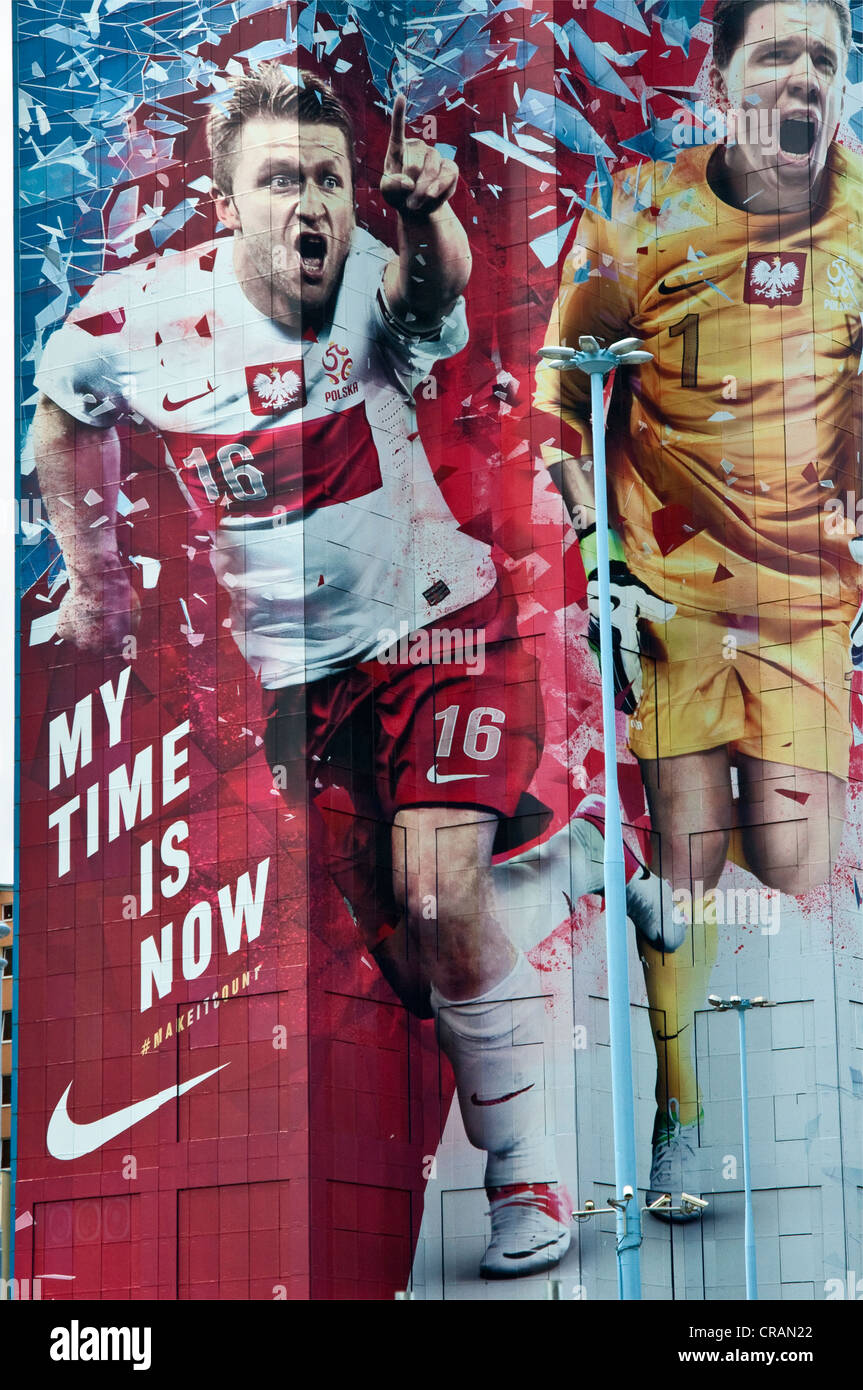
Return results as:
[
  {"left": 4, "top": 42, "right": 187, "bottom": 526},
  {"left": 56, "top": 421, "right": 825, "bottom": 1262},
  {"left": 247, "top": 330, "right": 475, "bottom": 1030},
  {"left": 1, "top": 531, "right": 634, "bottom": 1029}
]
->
[{"left": 30, "top": 64, "right": 667, "bottom": 1279}]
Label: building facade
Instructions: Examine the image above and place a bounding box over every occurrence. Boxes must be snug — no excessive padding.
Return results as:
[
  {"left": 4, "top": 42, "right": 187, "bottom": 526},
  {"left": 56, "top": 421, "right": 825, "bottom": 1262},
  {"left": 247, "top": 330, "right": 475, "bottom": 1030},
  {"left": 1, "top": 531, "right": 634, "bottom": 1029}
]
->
[{"left": 12, "top": 0, "right": 863, "bottom": 1300}]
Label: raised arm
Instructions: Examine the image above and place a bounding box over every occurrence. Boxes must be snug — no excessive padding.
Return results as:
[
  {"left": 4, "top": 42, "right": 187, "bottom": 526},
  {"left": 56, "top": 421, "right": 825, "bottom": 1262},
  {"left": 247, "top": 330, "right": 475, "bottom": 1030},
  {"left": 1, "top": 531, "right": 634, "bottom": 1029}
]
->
[
  {"left": 31, "top": 393, "right": 138, "bottom": 652},
  {"left": 380, "top": 94, "right": 471, "bottom": 330}
]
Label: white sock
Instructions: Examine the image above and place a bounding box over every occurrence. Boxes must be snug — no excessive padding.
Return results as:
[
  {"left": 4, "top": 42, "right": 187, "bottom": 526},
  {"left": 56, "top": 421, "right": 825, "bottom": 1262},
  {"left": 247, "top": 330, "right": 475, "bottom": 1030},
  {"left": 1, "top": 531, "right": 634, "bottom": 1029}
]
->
[{"left": 431, "top": 952, "right": 559, "bottom": 1188}]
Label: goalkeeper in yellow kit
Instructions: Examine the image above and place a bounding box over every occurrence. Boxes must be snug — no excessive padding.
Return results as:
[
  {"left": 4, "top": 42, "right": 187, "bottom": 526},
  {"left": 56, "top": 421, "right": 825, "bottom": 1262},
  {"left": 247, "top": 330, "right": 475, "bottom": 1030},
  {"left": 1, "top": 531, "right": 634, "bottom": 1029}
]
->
[{"left": 536, "top": 0, "right": 863, "bottom": 1212}]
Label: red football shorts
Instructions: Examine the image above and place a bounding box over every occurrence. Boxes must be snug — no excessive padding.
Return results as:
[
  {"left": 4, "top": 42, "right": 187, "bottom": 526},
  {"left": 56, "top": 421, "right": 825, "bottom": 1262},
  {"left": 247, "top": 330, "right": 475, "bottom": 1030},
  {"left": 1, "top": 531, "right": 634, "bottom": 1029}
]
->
[{"left": 264, "top": 581, "right": 546, "bottom": 941}]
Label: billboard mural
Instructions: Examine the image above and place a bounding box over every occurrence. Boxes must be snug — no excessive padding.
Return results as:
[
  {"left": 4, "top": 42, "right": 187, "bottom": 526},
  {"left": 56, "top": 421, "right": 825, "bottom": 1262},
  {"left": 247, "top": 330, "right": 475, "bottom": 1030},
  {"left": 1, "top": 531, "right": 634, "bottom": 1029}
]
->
[{"left": 12, "top": 0, "right": 863, "bottom": 1301}]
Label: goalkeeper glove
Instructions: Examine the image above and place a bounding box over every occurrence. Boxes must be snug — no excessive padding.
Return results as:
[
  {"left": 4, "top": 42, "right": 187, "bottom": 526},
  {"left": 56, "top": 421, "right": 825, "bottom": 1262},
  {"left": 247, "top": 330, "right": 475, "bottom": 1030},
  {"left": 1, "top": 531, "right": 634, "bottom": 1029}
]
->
[{"left": 580, "top": 526, "right": 677, "bottom": 714}]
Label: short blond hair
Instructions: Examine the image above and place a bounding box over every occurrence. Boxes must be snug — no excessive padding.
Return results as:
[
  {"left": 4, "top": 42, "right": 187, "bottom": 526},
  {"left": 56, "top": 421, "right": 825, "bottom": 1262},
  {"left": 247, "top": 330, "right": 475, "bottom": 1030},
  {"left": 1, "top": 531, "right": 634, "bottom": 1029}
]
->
[{"left": 208, "top": 64, "right": 356, "bottom": 196}]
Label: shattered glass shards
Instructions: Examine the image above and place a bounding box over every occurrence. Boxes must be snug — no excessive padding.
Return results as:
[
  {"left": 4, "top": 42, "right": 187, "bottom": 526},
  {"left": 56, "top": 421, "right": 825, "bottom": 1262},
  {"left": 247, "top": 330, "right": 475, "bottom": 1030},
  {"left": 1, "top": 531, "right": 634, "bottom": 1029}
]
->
[
  {"left": 593, "top": 0, "right": 651, "bottom": 36},
  {"left": 516, "top": 89, "right": 615, "bottom": 160},
  {"left": 471, "top": 129, "right": 559, "bottom": 176},
  {"left": 559, "top": 18, "right": 638, "bottom": 102},
  {"left": 643, "top": 0, "right": 706, "bottom": 55},
  {"left": 530, "top": 217, "right": 576, "bottom": 268},
  {"left": 620, "top": 114, "right": 685, "bottom": 165},
  {"left": 149, "top": 198, "right": 202, "bottom": 250}
]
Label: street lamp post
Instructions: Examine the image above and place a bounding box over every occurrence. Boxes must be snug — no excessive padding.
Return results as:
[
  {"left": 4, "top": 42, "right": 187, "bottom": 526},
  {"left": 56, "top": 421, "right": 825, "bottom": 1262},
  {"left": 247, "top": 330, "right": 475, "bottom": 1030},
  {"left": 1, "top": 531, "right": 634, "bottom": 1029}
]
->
[
  {"left": 538, "top": 335, "right": 652, "bottom": 1302},
  {"left": 708, "top": 994, "right": 775, "bottom": 1301}
]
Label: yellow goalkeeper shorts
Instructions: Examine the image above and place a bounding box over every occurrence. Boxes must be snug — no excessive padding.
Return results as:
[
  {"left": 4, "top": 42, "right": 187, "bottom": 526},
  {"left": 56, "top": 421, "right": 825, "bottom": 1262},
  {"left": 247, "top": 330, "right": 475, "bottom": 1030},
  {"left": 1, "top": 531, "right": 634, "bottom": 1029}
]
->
[{"left": 627, "top": 599, "right": 853, "bottom": 778}]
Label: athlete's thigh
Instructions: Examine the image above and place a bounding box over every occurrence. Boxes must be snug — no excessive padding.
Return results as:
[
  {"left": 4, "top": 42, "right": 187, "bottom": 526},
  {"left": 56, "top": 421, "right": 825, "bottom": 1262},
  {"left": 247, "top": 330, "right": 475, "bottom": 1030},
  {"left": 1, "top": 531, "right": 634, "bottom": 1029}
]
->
[
  {"left": 392, "top": 806, "right": 499, "bottom": 902},
  {"left": 735, "top": 754, "right": 846, "bottom": 887},
  {"left": 265, "top": 672, "right": 403, "bottom": 941},
  {"left": 637, "top": 747, "right": 735, "bottom": 886}
]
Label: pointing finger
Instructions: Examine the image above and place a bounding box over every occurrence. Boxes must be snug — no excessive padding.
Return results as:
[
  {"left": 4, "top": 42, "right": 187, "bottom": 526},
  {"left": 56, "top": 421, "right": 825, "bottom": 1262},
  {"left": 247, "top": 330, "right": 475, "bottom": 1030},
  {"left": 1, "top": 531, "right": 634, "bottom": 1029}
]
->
[{"left": 386, "top": 93, "right": 407, "bottom": 170}]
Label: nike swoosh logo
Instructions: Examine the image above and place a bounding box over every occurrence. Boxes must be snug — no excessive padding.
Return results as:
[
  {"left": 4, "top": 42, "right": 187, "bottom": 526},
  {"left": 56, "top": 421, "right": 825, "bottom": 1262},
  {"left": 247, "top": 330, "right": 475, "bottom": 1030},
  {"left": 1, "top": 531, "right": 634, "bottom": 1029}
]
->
[
  {"left": 504, "top": 1237, "right": 566, "bottom": 1259},
  {"left": 425, "top": 765, "right": 490, "bottom": 784},
  {"left": 470, "top": 1083, "right": 535, "bottom": 1107},
  {"left": 657, "top": 276, "right": 706, "bottom": 295},
  {"left": 162, "top": 385, "right": 214, "bottom": 411},
  {"left": 655, "top": 1024, "right": 690, "bottom": 1043},
  {"left": 46, "top": 1065, "right": 228, "bottom": 1161}
]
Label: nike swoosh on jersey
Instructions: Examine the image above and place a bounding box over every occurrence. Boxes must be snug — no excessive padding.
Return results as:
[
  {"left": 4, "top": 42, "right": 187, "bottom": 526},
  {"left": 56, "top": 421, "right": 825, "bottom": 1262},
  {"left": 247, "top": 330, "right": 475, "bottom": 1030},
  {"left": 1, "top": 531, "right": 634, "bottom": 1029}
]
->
[
  {"left": 162, "top": 386, "right": 214, "bottom": 411},
  {"left": 46, "top": 1065, "right": 228, "bottom": 1161},
  {"left": 656, "top": 276, "right": 707, "bottom": 295},
  {"left": 425, "top": 765, "right": 491, "bottom": 784},
  {"left": 470, "top": 1083, "right": 535, "bottom": 1106}
]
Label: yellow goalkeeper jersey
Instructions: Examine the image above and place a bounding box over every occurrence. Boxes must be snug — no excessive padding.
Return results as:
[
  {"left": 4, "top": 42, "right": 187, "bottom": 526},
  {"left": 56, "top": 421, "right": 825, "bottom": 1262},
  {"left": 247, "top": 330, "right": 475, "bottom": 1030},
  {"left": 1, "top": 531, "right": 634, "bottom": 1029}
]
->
[{"left": 535, "top": 142, "right": 863, "bottom": 623}]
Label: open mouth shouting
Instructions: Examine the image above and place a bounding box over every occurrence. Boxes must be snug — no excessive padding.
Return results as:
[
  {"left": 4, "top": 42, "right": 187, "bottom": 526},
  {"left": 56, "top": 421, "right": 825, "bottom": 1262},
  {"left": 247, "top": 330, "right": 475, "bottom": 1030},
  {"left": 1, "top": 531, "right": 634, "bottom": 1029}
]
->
[
  {"left": 298, "top": 231, "right": 327, "bottom": 283},
  {"left": 778, "top": 110, "right": 820, "bottom": 158}
]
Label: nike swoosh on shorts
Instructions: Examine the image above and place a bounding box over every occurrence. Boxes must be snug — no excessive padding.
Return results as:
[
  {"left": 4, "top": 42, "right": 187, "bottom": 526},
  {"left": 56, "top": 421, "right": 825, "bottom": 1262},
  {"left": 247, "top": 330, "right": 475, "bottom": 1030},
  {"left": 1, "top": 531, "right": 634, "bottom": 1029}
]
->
[{"left": 425, "top": 765, "right": 491, "bottom": 784}]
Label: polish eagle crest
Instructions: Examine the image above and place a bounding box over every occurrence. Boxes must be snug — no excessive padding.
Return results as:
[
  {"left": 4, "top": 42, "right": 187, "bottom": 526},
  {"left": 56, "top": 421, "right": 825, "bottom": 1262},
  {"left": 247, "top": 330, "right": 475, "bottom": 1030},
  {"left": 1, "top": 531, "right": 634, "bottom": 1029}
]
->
[
  {"left": 749, "top": 255, "right": 800, "bottom": 300},
  {"left": 253, "top": 366, "right": 303, "bottom": 409}
]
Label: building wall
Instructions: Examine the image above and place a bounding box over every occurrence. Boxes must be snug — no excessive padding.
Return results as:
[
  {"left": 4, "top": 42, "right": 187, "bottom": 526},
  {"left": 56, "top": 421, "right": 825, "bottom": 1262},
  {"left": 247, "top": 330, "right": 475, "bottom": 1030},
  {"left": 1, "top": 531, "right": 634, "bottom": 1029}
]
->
[{"left": 12, "top": 0, "right": 863, "bottom": 1301}]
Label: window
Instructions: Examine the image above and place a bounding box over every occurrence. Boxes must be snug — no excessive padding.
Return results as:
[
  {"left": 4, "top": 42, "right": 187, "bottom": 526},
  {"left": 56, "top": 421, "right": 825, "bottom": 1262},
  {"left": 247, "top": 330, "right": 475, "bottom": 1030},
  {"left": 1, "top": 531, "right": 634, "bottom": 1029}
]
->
[
  {"left": 0, "top": 947, "right": 12, "bottom": 977},
  {"left": 1, "top": 1073, "right": 9, "bottom": 1106},
  {"left": 2, "top": 903, "right": 12, "bottom": 920},
  {"left": 1, "top": 1012, "right": 10, "bottom": 1042}
]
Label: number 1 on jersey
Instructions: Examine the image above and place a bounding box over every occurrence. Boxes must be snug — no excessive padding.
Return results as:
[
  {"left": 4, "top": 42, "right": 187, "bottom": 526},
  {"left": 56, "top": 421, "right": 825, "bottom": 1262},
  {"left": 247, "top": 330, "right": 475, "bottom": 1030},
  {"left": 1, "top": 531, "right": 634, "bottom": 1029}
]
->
[{"left": 669, "top": 312, "right": 699, "bottom": 388}]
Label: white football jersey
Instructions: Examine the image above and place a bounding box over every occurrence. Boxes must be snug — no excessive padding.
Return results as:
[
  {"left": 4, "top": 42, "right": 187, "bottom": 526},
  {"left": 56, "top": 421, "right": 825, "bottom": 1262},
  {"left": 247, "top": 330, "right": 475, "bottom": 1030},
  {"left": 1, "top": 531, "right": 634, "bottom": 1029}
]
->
[{"left": 36, "top": 228, "right": 496, "bottom": 687}]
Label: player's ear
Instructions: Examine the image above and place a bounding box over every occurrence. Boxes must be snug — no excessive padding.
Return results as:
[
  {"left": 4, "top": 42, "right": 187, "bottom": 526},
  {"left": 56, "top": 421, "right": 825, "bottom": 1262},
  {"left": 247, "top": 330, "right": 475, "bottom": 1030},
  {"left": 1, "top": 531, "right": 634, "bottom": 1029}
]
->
[
  {"left": 710, "top": 63, "right": 730, "bottom": 111},
  {"left": 213, "top": 188, "right": 241, "bottom": 231}
]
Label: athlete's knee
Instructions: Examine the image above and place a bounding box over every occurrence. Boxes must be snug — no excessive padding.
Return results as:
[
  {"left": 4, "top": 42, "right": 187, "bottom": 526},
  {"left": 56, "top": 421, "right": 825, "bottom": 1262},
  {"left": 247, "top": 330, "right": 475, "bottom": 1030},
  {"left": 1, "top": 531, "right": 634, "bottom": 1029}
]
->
[
  {"left": 395, "top": 809, "right": 496, "bottom": 917},
  {"left": 741, "top": 814, "right": 836, "bottom": 894},
  {"left": 371, "top": 940, "right": 433, "bottom": 1018},
  {"left": 752, "top": 859, "right": 830, "bottom": 895},
  {"left": 407, "top": 875, "right": 488, "bottom": 968}
]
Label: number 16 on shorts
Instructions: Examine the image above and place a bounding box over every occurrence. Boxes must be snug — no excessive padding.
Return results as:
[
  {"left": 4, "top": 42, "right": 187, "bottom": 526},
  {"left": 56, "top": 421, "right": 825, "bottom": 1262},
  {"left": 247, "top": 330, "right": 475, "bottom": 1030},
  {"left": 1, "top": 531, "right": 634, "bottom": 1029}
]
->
[{"left": 426, "top": 705, "right": 504, "bottom": 783}]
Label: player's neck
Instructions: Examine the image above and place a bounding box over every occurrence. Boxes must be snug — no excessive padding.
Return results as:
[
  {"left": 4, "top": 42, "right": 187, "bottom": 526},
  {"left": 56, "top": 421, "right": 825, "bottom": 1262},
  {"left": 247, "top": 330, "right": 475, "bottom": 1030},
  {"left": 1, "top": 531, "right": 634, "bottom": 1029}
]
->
[
  {"left": 231, "top": 239, "right": 305, "bottom": 333},
  {"left": 708, "top": 145, "right": 828, "bottom": 217}
]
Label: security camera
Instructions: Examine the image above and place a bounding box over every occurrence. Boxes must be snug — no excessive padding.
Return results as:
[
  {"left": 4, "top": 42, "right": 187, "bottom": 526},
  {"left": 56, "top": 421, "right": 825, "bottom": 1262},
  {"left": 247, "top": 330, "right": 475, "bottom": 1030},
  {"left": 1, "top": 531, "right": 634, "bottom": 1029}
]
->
[
  {"left": 680, "top": 1193, "right": 709, "bottom": 1211},
  {"left": 646, "top": 1193, "right": 672, "bottom": 1210}
]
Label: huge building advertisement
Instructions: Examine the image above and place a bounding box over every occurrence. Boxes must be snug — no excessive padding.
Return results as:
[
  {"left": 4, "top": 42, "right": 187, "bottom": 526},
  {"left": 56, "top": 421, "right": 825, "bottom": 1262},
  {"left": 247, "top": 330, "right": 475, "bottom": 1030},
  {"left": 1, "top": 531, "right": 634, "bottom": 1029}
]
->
[{"left": 12, "top": 0, "right": 863, "bottom": 1302}]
